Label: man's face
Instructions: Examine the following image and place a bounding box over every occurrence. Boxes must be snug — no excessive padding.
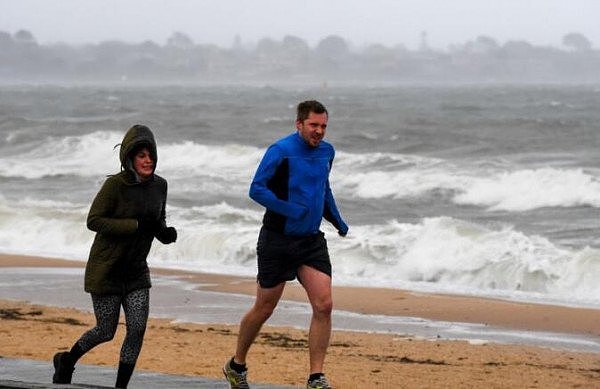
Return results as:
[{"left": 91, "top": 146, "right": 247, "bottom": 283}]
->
[{"left": 296, "top": 111, "right": 328, "bottom": 148}]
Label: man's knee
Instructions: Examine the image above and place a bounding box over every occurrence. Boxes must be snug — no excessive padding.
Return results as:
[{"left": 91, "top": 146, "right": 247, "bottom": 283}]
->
[
  {"left": 253, "top": 300, "right": 278, "bottom": 320},
  {"left": 251, "top": 283, "right": 284, "bottom": 321},
  {"left": 313, "top": 297, "right": 333, "bottom": 317}
]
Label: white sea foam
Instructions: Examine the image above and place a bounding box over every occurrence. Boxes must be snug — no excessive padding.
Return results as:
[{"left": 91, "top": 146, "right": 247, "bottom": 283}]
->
[
  {"left": 453, "top": 168, "right": 600, "bottom": 211},
  {"left": 159, "top": 141, "right": 262, "bottom": 179},
  {"left": 324, "top": 217, "right": 600, "bottom": 307},
  {"left": 1, "top": 196, "right": 599, "bottom": 308},
  {"left": 4, "top": 133, "right": 600, "bottom": 213},
  {"left": 0, "top": 131, "right": 263, "bottom": 181},
  {"left": 0, "top": 198, "right": 93, "bottom": 259},
  {"left": 337, "top": 165, "right": 464, "bottom": 199},
  {"left": 0, "top": 131, "right": 122, "bottom": 179},
  {"left": 148, "top": 202, "right": 263, "bottom": 276},
  {"left": 333, "top": 155, "right": 600, "bottom": 211}
]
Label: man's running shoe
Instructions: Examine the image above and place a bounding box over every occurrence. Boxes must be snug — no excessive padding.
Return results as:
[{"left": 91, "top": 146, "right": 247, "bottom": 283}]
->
[
  {"left": 307, "top": 374, "right": 332, "bottom": 389},
  {"left": 223, "top": 357, "right": 249, "bottom": 389}
]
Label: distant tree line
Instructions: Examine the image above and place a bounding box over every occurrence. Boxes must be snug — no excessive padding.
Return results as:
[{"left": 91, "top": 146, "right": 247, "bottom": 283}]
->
[{"left": 1, "top": 30, "right": 599, "bottom": 84}]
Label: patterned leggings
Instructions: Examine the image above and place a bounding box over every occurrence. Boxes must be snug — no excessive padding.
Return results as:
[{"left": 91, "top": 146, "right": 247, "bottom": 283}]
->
[{"left": 76, "top": 288, "right": 149, "bottom": 365}]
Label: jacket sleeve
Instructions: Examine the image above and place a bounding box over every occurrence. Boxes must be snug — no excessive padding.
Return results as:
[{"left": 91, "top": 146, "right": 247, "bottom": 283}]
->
[
  {"left": 323, "top": 157, "right": 348, "bottom": 235},
  {"left": 87, "top": 178, "right": 137, "bottom": 235},
  {"left": 249, "top": 144, "right": 307, "bottom": 219},
  {"left": 323, "top": 179, "right": 348, "bottom": 235},
  {"left": 155, "top": 180, "right": 172, "bottom": 243}
]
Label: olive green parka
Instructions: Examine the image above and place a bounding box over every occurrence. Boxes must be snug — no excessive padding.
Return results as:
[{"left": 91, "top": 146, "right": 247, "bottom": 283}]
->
[{"left": 84, "top": 125, "right": 172, "bottom": 295}]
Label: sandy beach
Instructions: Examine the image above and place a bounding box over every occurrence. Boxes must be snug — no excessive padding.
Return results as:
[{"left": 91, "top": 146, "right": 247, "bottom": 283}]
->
[{"left": 1, "top": 254, "right": 599, "bottom": 388}]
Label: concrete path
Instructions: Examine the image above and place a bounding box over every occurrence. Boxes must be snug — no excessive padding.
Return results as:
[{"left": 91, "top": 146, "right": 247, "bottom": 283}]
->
[{"left": 0, "top": 357, "right": 292, "bottom": 388}]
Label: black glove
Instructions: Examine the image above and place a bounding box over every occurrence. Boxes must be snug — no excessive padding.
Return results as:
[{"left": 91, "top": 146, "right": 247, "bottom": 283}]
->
[
  {"left": 137, "top": 218, "right": 160, "bottom": 234},
  {"left": 159, "top": 226, "right": 177, "bottom": 244}
]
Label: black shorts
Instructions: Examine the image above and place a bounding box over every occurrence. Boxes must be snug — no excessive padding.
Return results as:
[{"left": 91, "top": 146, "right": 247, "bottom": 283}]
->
[{"left": 256, "top": 227, "right": 331, "bottom": 288}]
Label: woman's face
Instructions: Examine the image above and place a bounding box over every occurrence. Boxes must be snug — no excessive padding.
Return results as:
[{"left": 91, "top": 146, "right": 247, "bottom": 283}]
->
[{"left": 133, "top": 147, "right": 154, "bottom": 180}]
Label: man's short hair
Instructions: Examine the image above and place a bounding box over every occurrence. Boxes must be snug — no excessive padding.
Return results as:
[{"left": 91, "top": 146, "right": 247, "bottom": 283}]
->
[{"left": 296, "top": 100, "right": 328, "bottom": 122}]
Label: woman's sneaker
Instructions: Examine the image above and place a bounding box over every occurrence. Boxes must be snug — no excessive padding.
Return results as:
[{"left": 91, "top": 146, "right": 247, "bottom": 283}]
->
[
  {"left": 52, "top": 352, "right": 75, "bottom": 384},
  {"left": 307, "top": 374, "right": 332, "bottom": 389},
  {"left": 223, "top": 358, "right": 249, "bottom": 389}
]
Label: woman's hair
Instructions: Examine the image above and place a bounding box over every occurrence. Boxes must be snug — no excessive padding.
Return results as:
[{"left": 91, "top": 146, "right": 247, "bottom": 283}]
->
[{"left": 129, "top": 142, "right": 154, "bottom": 161}]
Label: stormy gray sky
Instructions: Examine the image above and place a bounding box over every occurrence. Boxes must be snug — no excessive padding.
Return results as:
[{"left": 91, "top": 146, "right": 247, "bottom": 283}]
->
[{"left": 1, "top": 0, "right": 599, "bottom": 49}]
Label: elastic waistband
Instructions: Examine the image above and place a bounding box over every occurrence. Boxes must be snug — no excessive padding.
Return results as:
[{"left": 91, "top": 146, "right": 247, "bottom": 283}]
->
[{"left": 261, "top": 226, "right": 323, "bottom": 239}]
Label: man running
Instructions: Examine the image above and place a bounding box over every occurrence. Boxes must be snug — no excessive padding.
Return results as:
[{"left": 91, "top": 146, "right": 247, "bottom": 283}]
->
[{"left": 223, "top": 100, "right": 348, "bottom": 389}]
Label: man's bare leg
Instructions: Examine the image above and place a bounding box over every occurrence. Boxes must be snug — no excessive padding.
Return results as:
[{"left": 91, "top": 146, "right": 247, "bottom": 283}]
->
[
  {"left": 233, "top": 282, "right": 286, "bottom": 364},
  {"left": 298, "top": 265, "right": 333, "bottom": 374}
]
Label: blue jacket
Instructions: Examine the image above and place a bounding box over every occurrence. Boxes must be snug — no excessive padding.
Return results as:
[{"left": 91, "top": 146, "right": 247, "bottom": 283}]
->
[{"left": 249, "top": 131, "right": 348, "bottom": 236}]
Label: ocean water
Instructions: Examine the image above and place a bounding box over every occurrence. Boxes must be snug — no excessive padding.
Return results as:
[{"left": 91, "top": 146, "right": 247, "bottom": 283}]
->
[{"left": 1, "top": 84, "right": 600, "bottom": 309}]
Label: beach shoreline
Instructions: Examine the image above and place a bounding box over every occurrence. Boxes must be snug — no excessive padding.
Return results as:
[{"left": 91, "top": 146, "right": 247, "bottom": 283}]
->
[
  {"left": 2, "top": 253, "right": 600, "bottom": 337},
  {"left": 1, "top": 253, "right": 600, "bottom": 387}
]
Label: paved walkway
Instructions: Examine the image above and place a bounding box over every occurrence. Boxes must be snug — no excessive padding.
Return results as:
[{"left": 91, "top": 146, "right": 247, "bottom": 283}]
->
[{"left": 0, "top": 357, "right": 292, "bottom": 388}]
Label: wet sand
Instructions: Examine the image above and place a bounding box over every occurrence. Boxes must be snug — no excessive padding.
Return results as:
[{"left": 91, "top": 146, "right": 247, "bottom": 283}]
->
[{"left": 5, "top": 254, "right": 600, "bottom": 335}]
